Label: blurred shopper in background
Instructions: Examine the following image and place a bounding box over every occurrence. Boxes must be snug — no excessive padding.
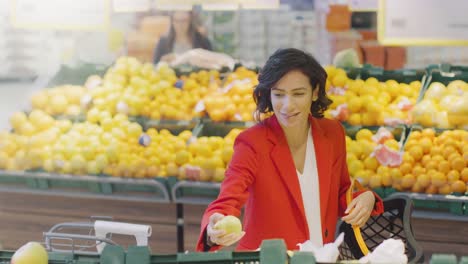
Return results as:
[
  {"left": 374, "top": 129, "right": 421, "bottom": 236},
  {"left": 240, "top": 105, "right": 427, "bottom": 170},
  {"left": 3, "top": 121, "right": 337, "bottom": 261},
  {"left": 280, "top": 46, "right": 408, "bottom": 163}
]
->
[{"left": 153, "top": 11, "right": 212, "bottom": 64}]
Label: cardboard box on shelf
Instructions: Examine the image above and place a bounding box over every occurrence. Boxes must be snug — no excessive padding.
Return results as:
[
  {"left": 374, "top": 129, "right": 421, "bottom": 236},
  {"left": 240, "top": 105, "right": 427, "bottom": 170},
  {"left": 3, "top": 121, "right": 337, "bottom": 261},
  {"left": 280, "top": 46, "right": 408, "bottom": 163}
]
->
[
  {"left": 139, "top": 16, "right": 170, "bottom": 39},
  {"left": 328, "top": 31, "right": 362, "bottom": 58},
  {"left": 385, "top": 46, "right": 407, "bottom": 70},
  {"left": 326, "top": 4, "right": 351, "bottom": 32},
  {"left": 127, "top": 31, "right": 157, "bottom": 62},
  {"left": 358, "top": 29, "right": 377, "bottom": 41},
  {"left": 360, "top": 41, "right": 385, "bottom": 67}
]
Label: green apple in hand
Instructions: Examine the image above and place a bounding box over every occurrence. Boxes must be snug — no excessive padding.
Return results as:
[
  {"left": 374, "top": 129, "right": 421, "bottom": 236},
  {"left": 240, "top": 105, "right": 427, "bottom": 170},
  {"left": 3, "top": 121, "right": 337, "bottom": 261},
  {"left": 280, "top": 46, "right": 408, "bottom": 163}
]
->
[
  {"left": 11, "top": 242, "right": 48, "bottom": 264},
  {"left": 214, "top": 215, "right": 242, "bottom": 234}
]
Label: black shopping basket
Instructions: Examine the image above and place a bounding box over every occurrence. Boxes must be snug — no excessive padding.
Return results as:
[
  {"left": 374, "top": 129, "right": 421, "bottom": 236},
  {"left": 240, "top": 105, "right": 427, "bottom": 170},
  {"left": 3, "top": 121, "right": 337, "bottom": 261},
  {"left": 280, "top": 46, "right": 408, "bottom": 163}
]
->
[{"left": 338, "top": 181, "right": 424, "bottom": 263}]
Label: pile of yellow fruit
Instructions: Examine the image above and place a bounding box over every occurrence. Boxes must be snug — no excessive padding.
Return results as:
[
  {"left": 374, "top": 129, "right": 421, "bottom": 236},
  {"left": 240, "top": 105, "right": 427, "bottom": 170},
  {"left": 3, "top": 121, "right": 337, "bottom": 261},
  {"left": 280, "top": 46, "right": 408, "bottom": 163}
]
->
[
  {"left": 412, "top": 80, "right": 468, "bottom": 129},
  {"left": 323, "top": 66, "right": 422, "bottom": 126},
  {"left": 86, "top": 57, "right": 203, "bottom": 120},
  {"left": 177, "top": 128, "right": 242, "bottom": 182},
  {"left": 1, "top": 110, "right": 72, "bottom": 171},
  {"left": 180, "top": 69, "right": 221, "bottom": 89},
  {"left": 346, "top": 128, "right": 401, "bottom": 189},
  {"left": 1, "top": 106, "right": 243, "bottom": 182},
  {"left": 30, "top": 85, "right": 86, "bottom": 116},
  {"left": 203, "top": 67, "right": 258, "bottom": 122},
  {"left": 395, "top": 129, "right": 468, "bottom": 194}
]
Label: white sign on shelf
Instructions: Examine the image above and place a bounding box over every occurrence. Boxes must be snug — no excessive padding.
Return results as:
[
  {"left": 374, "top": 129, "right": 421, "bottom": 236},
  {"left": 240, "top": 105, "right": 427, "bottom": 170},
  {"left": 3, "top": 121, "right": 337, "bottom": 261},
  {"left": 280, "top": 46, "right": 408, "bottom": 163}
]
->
[
  {"left": 241, "top": 0, "right": 279, "bottom": 9},
  {"left": 348, "top": 0, "right": 378, "bottom": 12},
  {"left": 378, "top": 0, "right": 468, "bottom": 46},
  {"left": 11, "top": 0, "right": 109, "bottom": 30},
  {"left": 202, "top": 3, "right": 240, "bottom": 11},
  {"left": 113, "top": 0, "right": 151, "bottom": 12},
  {"left": 155, "top": 0, "right": 241, "bottom": 10},
  {"left": 154, "top": 0, "right": 192, "bottom": 11}
]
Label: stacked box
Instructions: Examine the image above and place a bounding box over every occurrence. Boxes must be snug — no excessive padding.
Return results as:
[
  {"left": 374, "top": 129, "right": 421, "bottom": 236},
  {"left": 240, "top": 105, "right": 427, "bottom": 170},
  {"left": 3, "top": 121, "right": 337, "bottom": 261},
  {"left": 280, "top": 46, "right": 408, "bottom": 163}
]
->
[
  {"left": 127, "top": 15, "right": 170, "bottom": 63},
  {"left": 209, "top": 11, "right": 239, "bottom": 58},
  {"left": 0, "top": 26, "right": 56, "bottom": 79},
  {"left": 238, "top": 10, "right": 267, "bottom": 65},
  {"left": 265, "top": 8, "right": 293, "bottom": 55}
]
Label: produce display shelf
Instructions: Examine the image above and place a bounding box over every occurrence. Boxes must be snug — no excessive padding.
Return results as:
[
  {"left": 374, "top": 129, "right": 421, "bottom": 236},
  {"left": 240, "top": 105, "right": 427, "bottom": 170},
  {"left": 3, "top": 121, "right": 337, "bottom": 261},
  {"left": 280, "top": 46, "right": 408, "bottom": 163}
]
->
[
  {"left": 0, "top": 239, "right": 315, "bottom": 264},
  {"left": 0, "top": 170, "right": 171, "bottom": 203}
]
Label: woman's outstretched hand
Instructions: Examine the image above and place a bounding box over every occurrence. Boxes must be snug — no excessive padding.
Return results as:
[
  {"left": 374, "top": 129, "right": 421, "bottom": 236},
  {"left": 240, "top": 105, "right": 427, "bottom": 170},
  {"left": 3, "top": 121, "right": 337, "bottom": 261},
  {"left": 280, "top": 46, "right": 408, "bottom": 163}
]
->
[
  {"left": 206, "top": 213, "right": 245, "bottom": 247},
  {"left": 341, "top": 191, "right": 375, "bottom": 227}
]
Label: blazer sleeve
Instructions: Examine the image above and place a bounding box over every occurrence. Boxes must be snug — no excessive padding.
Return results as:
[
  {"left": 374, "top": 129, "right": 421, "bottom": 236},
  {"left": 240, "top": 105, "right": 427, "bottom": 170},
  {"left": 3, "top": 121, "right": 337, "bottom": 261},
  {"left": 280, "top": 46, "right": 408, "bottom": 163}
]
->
[
  {"left": 336, "top": 122, "right": 384, "bottom": 217},
  {"left": 196, "top": 132, "right": 257, "bottom": 251}
]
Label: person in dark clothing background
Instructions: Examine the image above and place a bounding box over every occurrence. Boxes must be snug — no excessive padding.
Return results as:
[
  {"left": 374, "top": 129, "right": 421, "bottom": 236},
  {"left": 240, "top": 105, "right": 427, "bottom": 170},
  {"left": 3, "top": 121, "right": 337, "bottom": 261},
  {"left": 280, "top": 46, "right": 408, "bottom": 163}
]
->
[{"left": 153, "top": 11, "right": 212, "bottom": 64}]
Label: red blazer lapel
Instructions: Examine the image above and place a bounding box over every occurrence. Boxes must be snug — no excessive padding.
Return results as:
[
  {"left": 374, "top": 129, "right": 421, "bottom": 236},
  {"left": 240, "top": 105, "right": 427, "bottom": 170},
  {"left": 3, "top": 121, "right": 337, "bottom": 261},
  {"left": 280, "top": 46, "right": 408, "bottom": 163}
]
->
[
  {"left": 266, "top": 116, "right": 308, "bottom": 234},
  {"left": 309, "top": 116, "right": 332, "bottom": 225}
]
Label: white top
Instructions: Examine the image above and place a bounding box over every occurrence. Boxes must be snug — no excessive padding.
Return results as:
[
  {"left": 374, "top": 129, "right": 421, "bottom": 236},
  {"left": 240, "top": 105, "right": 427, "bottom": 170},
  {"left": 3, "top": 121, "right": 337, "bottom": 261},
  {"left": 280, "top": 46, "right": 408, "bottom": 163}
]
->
[
  {"left": 296, "top": 128, "right": 323, "bottom": 247},
  {"left": 173, "top": 42, "right": 192, "bottom": 55}
]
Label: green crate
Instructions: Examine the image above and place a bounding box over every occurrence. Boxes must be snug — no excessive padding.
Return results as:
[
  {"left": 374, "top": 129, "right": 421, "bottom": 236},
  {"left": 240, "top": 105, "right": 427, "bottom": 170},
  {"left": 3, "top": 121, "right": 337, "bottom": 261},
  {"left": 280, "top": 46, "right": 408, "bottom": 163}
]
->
[
  {"left": 372, "top": 187, "right": 387, "bottom": 199},
  {"left": 430, "top": 254, "right": 458, "bottom": 264},
  {"left": 260, "top": 239, "right": 288, "bottom": 264},
  {"left": 384, "top": 187, "right": 397, "bottom": 198},
  {"left": 129, "top": 116, "right": 149, "bottom": 128},
  {"left": 459, "top": 256, "right": 468, "bottom": 264},
  {"left": 342, "top": 123, "right": 406, "bottom": 142},
  {"left": 0, "top": 251, "right": 13, "bottom": 263},
  {"left": 177, "top": 251, "right": 232, "bottom": 264},
  {"left": 196, "top": 119, "right": 253, "bottom": 137},
  {"left": 359, "top": 66, "right": 426, "bottom": 84},
  {"left": 145, "top": 119, "right": 199, "bottom": 136},
  {"left": 101, "top": 245, "right": 125, "bottom": 264},
  {"left": 150, "top": 254, "right": 178, "bottom": 264},
  {"left": 36, "top": 176, "right": 101, "bottom": 193},
  {"left": 424, "top": 64, "right": 468, "bottom": 89},
  {"left": 232, "top": 251, "right": 260, "bottom": 263},
  {"left": 289, "top": 251, "right": 316, "bottom": 264},
  {"left": 98, "top": 176, "right": 170, "bottom": 201},
  {"left": 413, "top": 199, "right": 439, "bottom": 209},
  {"left": 177, "top": 186, "right": 220, "bottom": 199},
  {"left": 46, "top": 63, "right": 109, "bottom": 87},
  {"left": 0, "top": 172, "right": 38, "bottom": 188},
  {"left": 413, "top": 199, "right": 465, "bottom": 216},
  {"left": 0, "top": 251, "right": 102, "bottom": 264}
]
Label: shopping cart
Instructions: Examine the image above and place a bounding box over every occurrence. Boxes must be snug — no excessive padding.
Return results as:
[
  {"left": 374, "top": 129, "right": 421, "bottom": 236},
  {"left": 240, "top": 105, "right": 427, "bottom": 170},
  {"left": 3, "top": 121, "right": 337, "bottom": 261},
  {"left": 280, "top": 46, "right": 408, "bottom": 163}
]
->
[
  {"left": 338, "top": 193, "right": 424, "bottom": 263},
  {"left": 43, "top": 216, "right": 151, "bottom": 256}
]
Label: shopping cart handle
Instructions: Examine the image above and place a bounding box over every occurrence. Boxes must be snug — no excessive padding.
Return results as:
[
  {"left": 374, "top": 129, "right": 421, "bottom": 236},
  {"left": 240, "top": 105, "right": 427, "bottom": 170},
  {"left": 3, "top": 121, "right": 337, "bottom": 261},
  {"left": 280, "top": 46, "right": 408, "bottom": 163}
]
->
[{"left": 94, "top": 221, "right": 152, "bottom": 253}]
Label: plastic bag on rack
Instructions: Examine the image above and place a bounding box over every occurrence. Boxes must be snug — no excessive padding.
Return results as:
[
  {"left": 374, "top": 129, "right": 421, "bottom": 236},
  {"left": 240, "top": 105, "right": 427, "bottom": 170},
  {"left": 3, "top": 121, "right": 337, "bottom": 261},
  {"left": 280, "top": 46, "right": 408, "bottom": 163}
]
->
[
  {"left": 330, "top": 104, "right": 349, "bottom": 121},
  {"left": 358, "top": 238, "right": 408, "bottom": 264},
  {"left": 371, "top": 127, "right": 393, "bottom": 144},
  {"left": 372, "top": 145, "right": 402, "bottom": 168},
  {"left": 170, "top": 49, "right": 236, "bottom": 70},
  {"left": 297, "top": 233, "right": 344, "bottom": 263}
]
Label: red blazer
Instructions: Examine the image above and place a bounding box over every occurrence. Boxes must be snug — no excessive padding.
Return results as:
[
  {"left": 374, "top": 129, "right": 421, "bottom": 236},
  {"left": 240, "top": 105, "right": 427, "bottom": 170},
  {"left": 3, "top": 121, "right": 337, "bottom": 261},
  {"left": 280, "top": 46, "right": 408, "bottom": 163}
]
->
[{"left": 197, "top": 115, "right": 384, "bottom": 251}]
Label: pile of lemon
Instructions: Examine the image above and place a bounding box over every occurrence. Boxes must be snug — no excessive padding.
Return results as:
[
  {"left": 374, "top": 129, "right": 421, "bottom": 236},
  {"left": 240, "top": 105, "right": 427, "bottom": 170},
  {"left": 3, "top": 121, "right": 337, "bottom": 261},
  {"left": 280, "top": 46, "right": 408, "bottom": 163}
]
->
[
  {"left": 30, "top": 85, "right": 86, "bottom": 116},
  {"left": 412, "top": 80, "right": 468, "bottom": 129},
  {"left": 346, "top": 128, "right": 401, "bottom": 189},
  {"left": 324, "top": 66, "right": 422, "bottom": 126}
]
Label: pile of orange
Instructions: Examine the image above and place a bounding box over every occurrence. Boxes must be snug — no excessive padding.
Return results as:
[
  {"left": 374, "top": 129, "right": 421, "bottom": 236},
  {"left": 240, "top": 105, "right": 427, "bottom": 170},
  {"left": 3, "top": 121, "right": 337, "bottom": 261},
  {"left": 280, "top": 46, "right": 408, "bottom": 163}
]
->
[{"left": 394, "top": 128, "right": 468, "bottom": 194}]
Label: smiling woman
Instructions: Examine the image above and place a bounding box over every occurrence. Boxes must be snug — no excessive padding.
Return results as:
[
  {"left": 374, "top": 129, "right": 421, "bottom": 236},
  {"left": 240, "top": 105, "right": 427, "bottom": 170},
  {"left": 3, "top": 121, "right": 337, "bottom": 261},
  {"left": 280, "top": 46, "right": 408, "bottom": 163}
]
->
[{"left": 197, "top": 48, "right": 384, "bottom": 252}]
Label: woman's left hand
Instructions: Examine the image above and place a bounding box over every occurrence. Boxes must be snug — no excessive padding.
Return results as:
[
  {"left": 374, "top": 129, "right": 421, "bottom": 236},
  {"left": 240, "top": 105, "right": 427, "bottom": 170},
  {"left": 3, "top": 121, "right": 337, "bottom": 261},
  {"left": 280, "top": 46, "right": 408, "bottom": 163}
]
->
[{"left": 341, "top": 191, "right": 375, "bottom": 227}]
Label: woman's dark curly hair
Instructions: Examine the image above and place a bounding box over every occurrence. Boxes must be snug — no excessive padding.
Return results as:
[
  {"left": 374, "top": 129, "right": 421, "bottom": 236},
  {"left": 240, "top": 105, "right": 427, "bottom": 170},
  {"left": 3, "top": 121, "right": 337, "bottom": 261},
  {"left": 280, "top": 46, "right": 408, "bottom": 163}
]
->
[{"left": 253, "top": 48, "right": 332, "bottom": 121}]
